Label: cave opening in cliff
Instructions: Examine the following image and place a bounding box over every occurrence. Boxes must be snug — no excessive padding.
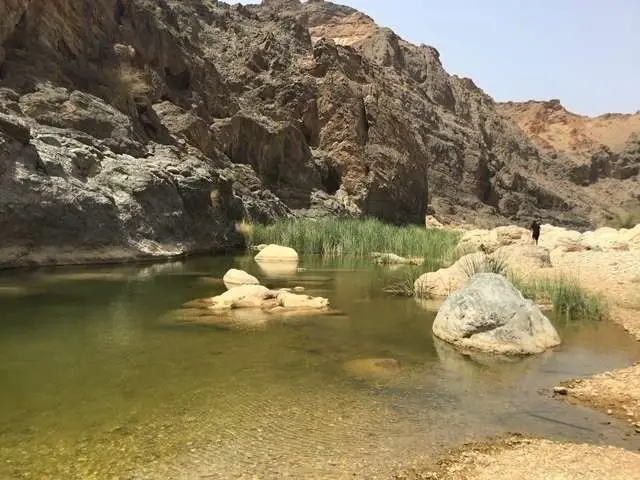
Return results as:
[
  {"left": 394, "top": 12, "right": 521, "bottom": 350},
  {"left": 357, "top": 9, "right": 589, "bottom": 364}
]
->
[
  {"left": 165, "top": 67, "right": 191, "bottom": 91},
  {"left": 323, "top": 165, "right": 342, "bottom": 195}
]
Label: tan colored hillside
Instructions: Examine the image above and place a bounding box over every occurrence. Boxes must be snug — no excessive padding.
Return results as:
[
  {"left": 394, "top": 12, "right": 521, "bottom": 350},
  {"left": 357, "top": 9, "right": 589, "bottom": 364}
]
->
[{"left": 497, "top": 100, "right": 640, "bottom": 156}]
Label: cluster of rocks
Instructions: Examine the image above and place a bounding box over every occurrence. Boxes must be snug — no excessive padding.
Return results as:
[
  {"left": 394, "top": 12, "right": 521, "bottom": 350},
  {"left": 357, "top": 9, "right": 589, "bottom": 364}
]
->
[
  {"left": 457, "top": 224, "right": 640, "bottom": 254},
  {"left": 371, "top": 252, "right": 423, "bottom": 266},
  {"left": 415, "top": 221, "right": 640, "bottom": 356},
  {"left": 169, "top": 245, "right": 334, "bottom": 329}
]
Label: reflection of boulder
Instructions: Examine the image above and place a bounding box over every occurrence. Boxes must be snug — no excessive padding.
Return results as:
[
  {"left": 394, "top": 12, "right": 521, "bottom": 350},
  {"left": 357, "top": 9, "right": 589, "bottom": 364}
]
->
[
  {"left": 222, "top": 268, "right": 260, "bottom": 290},
  {"left": 134, "top": 261, "right": 186, "bottom": 280},
  {"left": 413, "top": 297, "right": 445, "bottom": 312},
  {"left": 254, "top": 244, "right": 299, "bottom": 278},
  {"left": 433, "top": 274, "right": 560, "bottom": 355},
  {"left": 165, "top": 307, "right": 269, "bottom": 330},
  {"left": 432, "top": 337, "right": 549, "bottom": 389},
  {"left": 256, "top": 261, "right": 299, "bottom": 278}
]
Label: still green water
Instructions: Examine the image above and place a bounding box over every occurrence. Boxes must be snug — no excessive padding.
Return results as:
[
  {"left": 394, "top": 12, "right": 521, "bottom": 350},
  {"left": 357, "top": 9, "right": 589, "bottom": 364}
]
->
[{"left": 0, "top": 256, "right": 639, "bottom": 479}]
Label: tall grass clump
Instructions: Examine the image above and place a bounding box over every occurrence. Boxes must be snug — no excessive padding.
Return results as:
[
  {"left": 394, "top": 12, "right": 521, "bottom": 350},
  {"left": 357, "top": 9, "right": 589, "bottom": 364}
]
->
[
  {"left": 460, "top": 251, "right": 510, "bottom": 279},
  {"left": 509, "top": 273, "right": 607, "bottom": 321},
  {"left": 247, "top": 218, "right": 460, "bottom": 269},
  {"left": 380, "top": 267, "right": 430, "bottom": 297}
]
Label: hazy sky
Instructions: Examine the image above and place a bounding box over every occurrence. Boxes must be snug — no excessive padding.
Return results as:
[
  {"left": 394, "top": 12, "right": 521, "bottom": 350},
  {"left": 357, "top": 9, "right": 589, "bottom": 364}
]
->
[{"left": 238, "top": 0, "right": 640, "bottom": 116}]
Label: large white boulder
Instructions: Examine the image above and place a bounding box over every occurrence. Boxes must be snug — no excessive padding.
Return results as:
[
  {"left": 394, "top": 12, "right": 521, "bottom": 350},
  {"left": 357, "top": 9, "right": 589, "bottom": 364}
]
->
[
  {"left": 432, "top": 273, "right": 560, "bottom": 355},
  {"left": 222, "top": 268, "right": 260, "bottom": 290},
  {"left": 209, "top": 285, "right": 271, "bottom": 310},
  {"left": 254, "top": 244, "right": 299, "bottom": 263},
  {"left": 457, "top": 226, "right": 530, "bottom": 254}
]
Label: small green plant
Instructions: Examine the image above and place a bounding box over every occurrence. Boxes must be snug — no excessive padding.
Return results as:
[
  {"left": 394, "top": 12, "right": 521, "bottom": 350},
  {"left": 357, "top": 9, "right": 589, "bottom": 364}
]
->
[
  {"left": 460, "top": 252, "right": 510, "bottom": 279},
  {"left": 104, "top": 63, "right": 152, "bottom": 110},
  {"left": 245, "top": 218, "right": 461, "bottom": 270}
]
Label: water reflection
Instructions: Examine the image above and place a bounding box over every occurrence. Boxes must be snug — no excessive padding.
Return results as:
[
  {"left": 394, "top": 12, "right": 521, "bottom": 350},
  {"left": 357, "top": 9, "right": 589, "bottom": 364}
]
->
[{"left": 0, "top": 255, "right": 639, "bottom": 479}]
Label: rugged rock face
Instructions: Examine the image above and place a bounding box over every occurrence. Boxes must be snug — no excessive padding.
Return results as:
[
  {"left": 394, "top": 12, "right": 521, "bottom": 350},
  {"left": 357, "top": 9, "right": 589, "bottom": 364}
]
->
[
  {"left": 0, "top": 0, "right": 627, "bottom": 267},
  {"left": 498, "top": 100, "right": 640, "bottom": 221}
]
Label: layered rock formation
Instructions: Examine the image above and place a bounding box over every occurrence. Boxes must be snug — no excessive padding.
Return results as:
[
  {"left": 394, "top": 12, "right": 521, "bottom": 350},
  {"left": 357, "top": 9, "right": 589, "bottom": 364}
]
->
[
  {"left": 0, "top": 0, "right": 630, "bottom": 267},
  {"left": 498, "top": 100, "right": 640, "bottom": 221}
]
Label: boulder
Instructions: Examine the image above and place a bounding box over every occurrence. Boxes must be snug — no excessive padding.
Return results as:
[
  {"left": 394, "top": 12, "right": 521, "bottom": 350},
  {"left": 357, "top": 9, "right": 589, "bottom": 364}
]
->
[
  {"left": 255, "top": 244, "right": 299, "bottom": 263},
  {"left": 581, "top": 227, "right": 630, "bottom": 251},
  {"left": 495, "top": 244, "right": 551, "bottom": 272},
  {"left": 371, "top": 252, "right": 423, "bottom": 265},
  {"left": 414, "top": 252, "right": 484, "bottom": 298},
  {"left": 457, "top": 226, "right": 531, "bottom": 254},
  {"left": 432, "top": 273, "right": 561, "bottom": 355},
  {"left": 209, "top": 285, "right": 272, "bottom": 310},
  {"left": 276, "top": 291, "right": 329, "bottom": 309},
  {"left": 222, "top": 268, "right": 260, "bottom": 290},
  {"left": 205, "top": 285, "right": 330, "bottom": 316},
  {"left": 425, "top": 215, "right": 444, "bottom": 229}
]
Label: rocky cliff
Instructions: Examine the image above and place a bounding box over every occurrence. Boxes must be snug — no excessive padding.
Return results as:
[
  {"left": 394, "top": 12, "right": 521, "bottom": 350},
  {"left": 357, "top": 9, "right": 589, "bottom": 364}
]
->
[
  {"left": 0, "top": 0, "right": 624, "bottom": 267},
  {"left": 498, "top": 100, "right": 640, "bottom": 219}
]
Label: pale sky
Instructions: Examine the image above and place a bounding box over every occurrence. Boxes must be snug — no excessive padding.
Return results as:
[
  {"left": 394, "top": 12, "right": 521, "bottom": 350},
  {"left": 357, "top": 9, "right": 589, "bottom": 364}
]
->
[{"left": 238, "top": 0, "right": 640, "bottom": 116}]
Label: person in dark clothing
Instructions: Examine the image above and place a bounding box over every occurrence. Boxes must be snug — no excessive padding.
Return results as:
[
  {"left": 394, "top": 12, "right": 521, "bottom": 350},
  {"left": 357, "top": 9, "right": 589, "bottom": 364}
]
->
[{"left": 530, "top": 220, "right": 541, "bottom": 245}]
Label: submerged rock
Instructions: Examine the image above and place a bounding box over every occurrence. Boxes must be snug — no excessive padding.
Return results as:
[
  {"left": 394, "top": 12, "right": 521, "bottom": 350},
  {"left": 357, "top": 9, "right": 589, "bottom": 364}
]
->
[
  {"left": 371, "top": 252, "right": 423, "bottom": 265},
  {"left": 222, "top": 268, "right": 260, "bottom": 290},
  {"left": 209, "top": 285, "right": 272, "bottom": 310},
  {"left": 255, "top": 245, "right": 299, "bottom": 263},
  {"left": 432, "top": 273, "right": 561, "bottom": 355},
  {"left": 276, "top": 291, "right": 329, "bottom": 309},
  {"left": 343, "top": 358, "right": 401, "bottom": 380},
  {"left": 191, "top": 285, "right": 332, "bottom": 323}
]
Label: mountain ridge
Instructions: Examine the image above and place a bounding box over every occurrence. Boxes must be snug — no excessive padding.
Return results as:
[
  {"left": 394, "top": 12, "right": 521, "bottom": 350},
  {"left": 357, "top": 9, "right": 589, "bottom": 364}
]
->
[{"left": 0, "top": 0, "right": 638, "bottom": 267}]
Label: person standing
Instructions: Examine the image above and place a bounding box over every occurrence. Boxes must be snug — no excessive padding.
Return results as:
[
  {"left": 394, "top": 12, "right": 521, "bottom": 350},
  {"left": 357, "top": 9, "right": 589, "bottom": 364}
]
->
[{"left": 530, "top": 220, "right": 541, "bottom": 245}]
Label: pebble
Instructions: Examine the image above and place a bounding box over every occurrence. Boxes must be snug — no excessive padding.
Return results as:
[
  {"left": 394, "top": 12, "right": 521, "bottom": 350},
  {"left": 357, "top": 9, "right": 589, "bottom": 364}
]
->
[
  {"left": 553, "top": 386, "right": 568, "bottom": 395},
  {"left": 607, "top": 409, "right": 614, "bottom": 415}
]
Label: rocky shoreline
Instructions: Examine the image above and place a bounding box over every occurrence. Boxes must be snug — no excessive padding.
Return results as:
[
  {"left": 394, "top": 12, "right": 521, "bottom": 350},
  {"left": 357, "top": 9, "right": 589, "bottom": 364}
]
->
[{"left": 398, "top": 223, "right": 640, "bottom": 479}]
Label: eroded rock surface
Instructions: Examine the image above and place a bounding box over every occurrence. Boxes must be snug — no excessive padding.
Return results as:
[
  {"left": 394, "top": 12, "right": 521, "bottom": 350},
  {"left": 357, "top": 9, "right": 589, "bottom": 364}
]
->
[
  {"left": 1, "top": 0, "right": 631, "bottom": 267},
  {"left": 432, "top": 273, "right": 561, "bottom": 355}
]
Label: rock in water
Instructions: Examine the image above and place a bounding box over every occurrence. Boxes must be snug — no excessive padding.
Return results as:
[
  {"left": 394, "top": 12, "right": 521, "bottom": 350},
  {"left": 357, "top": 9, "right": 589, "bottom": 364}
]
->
[
  {"left": 276, "top": 291, "right": 329, "bottom": 309},
  {"left": 209, "top": 285, "right": 271, "bottom": 310},
  {"left": 254, "top": 245, "right": 299, "bottom": 263},
  {"left": 223, "top": 269, "right": 260, "bottom": 290},
  {"left": 371, "top": 252, "right": 423, "bottom": 265},
  {"left": 432, "top": 273, "right": 560, "bottom": 355}
]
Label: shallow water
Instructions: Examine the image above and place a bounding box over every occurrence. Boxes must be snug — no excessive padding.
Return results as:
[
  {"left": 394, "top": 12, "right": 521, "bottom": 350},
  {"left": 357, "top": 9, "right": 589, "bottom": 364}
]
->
[{"left": 0, "top": 256, "right": 639, "bottom": 479}]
